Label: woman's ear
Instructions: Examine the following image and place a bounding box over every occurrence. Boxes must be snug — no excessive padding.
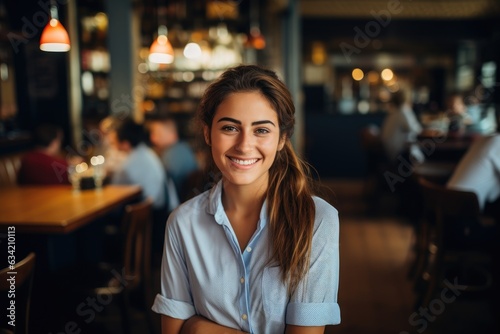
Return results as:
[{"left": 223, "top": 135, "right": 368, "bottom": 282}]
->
[
  {"left": 203, "top": 125, "right": 211, "bottom": 146},
  {"left": 277, "top": 135, "right": 286, "bottom": 151}
]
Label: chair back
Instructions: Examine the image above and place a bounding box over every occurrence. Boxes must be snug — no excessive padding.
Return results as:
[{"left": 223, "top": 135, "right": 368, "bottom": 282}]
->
[
  {"left": 0, "top": 153, "right": 23, "bottom": 187},
  {"left": 418, "top": 177, "right": 480, "bottom": 220},
  {"left": 417, "top": 176, "right": 482, "bottom": 247},
  {"left": 122, "top": 199, "right": 153, "bottom": 291},
  {"left": 0, "top": 252, "right": 36, "bottom": 334}
]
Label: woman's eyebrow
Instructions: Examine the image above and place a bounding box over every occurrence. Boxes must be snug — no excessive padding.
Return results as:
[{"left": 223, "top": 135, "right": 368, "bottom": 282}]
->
[
  {"left": 252, "top": 120, "right": 276, "bottom": 127},
  {"left": 217, "top": 117, "right": 241, "bottom": 124},
  {"left": 217, "top": 117, "right": 276, "bottom": 127}
]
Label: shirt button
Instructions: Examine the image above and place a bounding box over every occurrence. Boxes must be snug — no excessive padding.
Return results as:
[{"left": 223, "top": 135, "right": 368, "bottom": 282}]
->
[
  {"left": 240, "top": 277, "right": 245, "bottom": 284},
  {"left": 246, "top": 246, "right": 252, "bottom": 253},
  {"left": 241, "top": 314, "right": 248, "bottom": 320}
]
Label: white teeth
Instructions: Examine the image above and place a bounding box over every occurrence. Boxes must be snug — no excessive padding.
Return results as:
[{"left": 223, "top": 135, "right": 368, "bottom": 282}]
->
[{"left": 230, "top": 158, "right": 258, "bottom": 166}]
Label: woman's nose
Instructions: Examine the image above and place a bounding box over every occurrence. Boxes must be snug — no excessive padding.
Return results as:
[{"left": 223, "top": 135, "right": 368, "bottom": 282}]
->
[{"left": 235, "top": 131, "right": 254, "bottom": 152}]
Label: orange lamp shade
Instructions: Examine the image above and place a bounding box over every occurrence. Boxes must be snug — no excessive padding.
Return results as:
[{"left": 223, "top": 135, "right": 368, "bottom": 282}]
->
[
  {"left": 245, "top": 27, "right": 266, "bottom": 50},
  {"left": 250, "top": 33, "right": 266, "bottom": 50},
  {"left": 40, "top": 19, "right": 70, "bottom": 52},
  {"left": 149, "top": 35, "right": 174, "bottom": 64}
]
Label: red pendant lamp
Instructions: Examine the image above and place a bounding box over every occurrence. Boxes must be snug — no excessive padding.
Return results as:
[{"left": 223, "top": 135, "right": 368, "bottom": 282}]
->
[
  {"left": 40, "top": 3, "right": 70, "bottom": 52},
  {"left": 245, "top": 0, "right": 265, "bottom": 50}
]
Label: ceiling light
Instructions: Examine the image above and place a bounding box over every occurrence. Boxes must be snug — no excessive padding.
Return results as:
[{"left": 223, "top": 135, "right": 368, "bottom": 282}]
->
[
  {"left": 149, "top": 25, "right": 174, "bottom": 64},
  {"left": 40, "top": 4, "right": 70, "bottom": 52}
]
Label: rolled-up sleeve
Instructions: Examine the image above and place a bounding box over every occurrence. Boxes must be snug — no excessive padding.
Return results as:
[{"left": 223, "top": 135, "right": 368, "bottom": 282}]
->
[
  {"left": 151, "top": 294, "right": 196, "bottom": 318},
  {"left": 286, "top": 199, "right": 341, "bottom": 326},
  {"left": 286, "top": 302, "right": 341, "bottom": 326},
  {"left": 151, "top": 213, "right": 196, "bottom": 320}
]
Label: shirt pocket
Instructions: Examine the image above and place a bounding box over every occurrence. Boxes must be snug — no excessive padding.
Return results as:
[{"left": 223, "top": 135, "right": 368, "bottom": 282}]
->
[{"left": 261, "top": 266, "right": 288, "bottom": 322}]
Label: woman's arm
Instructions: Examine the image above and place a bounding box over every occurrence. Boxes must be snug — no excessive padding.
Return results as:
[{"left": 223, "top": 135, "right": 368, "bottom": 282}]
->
[
  {"left": 285, "top": 325, "right": 325, "bottom": 334},
  {"left": 161, "top": 315, "right": 185, "bottom": 334},
  {"left": 180, "top": 315, "right": 249, "bottom": 334}
]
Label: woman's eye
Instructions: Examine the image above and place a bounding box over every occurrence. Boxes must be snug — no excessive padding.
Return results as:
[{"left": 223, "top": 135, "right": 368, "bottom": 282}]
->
[
  {"left": 221, "top": 125, "right": 238, "bottom": 132},
  {"left": 255, "top": 128, "right": 270, "bottom": 134}
]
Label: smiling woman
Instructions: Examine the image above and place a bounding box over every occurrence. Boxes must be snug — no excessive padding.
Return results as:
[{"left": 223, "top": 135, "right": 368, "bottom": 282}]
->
[
  {"left": 207, "top": 92, "right": 285, "bottom": 191},
  {"left": 152, "top": 65, "right": 341, "bottom": 334}
]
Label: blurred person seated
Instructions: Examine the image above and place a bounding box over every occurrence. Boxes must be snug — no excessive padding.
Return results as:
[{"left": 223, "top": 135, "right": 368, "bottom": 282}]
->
[
  {"left": 109, "top": 117, "right": 179, "bottom": 253},
  {"left": 17, "top": 123, "right": 77, "bottom": 185},
  {"left": 109, "top": 117, "right": 171, "bottom": 210},
  {"left": 147, "top": 114, "right": 200, "bottom": 196},
  {"left": 97, "top": 115, "right": 127, "bottom": 176},
  {"left": 381, "top": 89, "right": 424, "bottom": 164},
  {"left": 446, "top": 134, "right": 500, "bottom": 302},
  {"left": 447, "top": 133, "right": 500, "bottom": 214},
  {"left": 445, "top": 91, "right": 472, "bottom": 135},
  {"left": 460, "top": 85, "right": 498, "bottom": 135}
]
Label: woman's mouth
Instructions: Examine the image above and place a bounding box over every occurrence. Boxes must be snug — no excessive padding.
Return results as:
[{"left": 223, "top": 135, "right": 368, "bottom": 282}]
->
[{"left": 228, "top": 157, "right": 259, "bottom": 166}]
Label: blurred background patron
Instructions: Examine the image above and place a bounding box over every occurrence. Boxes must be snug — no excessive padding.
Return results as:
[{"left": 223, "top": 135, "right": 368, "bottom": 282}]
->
[
  {"left": 381, "top": 90, "right": 424, "bottom": 164},
  {"left": 147, "top": 115, "right": 200, "bottom": 198},
  {"left": 109, "top": 117, "right": 168, "bottom": 210},
  {"left": 17, "top": 123, "right": 71, "bottom": 185},
  {"left": 97, "top": 115, "right": 127, "bottom": 177},
  {"left": 447, "top": 133, "right": 500, "bottom": 213}
]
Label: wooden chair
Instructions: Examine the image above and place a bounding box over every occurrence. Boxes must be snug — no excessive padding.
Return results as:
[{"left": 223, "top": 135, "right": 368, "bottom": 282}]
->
[
  {"left": 66, "top": 199, "right": 155, "bottom": 334},
  {"left": 0, "top": 153, "right": 23, "bottom": 187},
  {"left": 359, "top": 125, "right": 392, "bottom": 213},
  {"left": 415, "top": 177, "right": 494, "bottom": 310},
  {"left": 0, "top": 252, "right": 36, "bottom": 334}
]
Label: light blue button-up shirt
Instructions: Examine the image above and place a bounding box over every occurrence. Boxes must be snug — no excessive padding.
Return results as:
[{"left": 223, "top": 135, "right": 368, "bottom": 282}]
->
[
  {"left": 152, "top": 180, "right": 341, "bottom": 333},
  {"left": 111, "top": 143, "right": 166, "bottom": 209}
]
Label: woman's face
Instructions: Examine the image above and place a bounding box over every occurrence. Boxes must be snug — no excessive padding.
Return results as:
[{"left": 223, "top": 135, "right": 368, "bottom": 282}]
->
[{"left": 205, "top": 91, "right": 285, "bottom": 190}]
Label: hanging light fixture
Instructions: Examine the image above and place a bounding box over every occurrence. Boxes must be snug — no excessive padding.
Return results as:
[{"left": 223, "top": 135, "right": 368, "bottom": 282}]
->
[
  {"left": 149, "top": 25, "right": 174, "bottom": 64},
  {"left": 247, "top": 26, "right": 266, "bottom": 50},
  {"left": 183, "top": 30, "right": 203, "bottom": 60},
  {"left": 40, "top": 2, "right": 70, "bottom": 52},
  {"left": 245, "top": 0, "right": 265, "bottom": 50},
  {"left": 149, "top": 0, "right": 174, "bottom": 64}
]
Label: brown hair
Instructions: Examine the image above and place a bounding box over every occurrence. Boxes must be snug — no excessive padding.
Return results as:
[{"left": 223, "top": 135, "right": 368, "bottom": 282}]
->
[{"left": 196, "top": 64, "right": 315, "bottom": 294}]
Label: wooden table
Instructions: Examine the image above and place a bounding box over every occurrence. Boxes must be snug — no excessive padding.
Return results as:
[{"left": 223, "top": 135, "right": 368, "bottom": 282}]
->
[
  {"left": 416, "top": 132, "right": 479, "bottom": 163},
  {"left": 0, "top": 185, "right": 142, "bottom": 234}
]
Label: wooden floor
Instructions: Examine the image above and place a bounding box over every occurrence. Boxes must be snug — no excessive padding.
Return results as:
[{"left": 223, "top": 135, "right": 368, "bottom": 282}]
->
[
  {"left": 322, "top": 178, "right": 498, "bottom": 334},
  {"left": 322, "top": 178, "right": 415, "bottom": 334},
  {"left": 43, "top": 178, "right": 497, "bottom": 334}
]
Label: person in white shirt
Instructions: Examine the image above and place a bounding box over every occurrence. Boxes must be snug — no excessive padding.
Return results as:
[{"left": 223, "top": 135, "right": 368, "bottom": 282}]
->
[
  {"left": 447, "top": 133, "right": 500, "bottom": 211},
  {"left": 381, "top": 90, "right": 424, "bottom": 163}
]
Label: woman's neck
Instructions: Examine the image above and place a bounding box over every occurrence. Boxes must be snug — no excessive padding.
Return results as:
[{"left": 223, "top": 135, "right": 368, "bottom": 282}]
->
[
  {"left": 221, "top": 180, "right": 267, "bottom": 251},
  {"left": 221, "top": 180, "right": 267, "bottom": 217}
]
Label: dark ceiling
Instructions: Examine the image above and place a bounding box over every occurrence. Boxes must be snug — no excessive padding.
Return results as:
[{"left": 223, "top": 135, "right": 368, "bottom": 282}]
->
[
  {"left": 299, "top": 0, "right": 500, "bottom": 61},
  {"left": 300, "top": 0, "right": 500, "bottom": 19}
]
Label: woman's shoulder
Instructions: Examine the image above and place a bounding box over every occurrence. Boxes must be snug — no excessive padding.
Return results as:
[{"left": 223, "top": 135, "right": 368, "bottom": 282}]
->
[
  {"left": 311, "top": 196, "right": 340, "bottom": 238},
  {"left": 175, "top": 189, "right": 210, "bottom": 212},
  {"left": 168, "top": 188, "right": 212, "bottom": 225},
  {"left": 312, "top": 196, "right": 339, "bottom": 219}
]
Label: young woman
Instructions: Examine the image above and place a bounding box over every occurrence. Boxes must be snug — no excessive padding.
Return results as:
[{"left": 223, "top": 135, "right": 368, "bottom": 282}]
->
[{"left": 152, "top": 65, "right": 341, "bottom": 334}]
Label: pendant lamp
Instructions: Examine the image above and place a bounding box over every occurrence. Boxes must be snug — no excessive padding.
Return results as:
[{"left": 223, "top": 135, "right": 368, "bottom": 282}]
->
[
  {"left": 247, "top": 26, "right": 266, "bottom": 50},
  {"left": 245, "top": 0, "right": 265, "bottom": 50},
  {"left": 149, "top": 25, "right": 174, "bottom": 64},
  {"left": 40, "top": 3, "right": 70, "bottom": 52}
]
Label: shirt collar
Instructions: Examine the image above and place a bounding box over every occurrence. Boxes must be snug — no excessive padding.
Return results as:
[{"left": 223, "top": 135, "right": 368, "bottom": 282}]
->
[{"left": 208, "top": 180, "right": 268, "bottom": 229}]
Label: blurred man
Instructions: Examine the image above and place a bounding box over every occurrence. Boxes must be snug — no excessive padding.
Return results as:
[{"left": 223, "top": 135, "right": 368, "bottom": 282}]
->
[
  {"left": 381, "top": 89, "right": 424, "bottom": 163},
  {"left": 447, "top": 133, "right": 500, "bottom": 212},
  {"left": 148, "top": 115, "right": 199, "bottom": 198},
  {"left": 18, "top": 123, "right": 71, "bottom": 185},
  {"left": 109, "top": 117, "right": 170, "bottom": 209}
]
